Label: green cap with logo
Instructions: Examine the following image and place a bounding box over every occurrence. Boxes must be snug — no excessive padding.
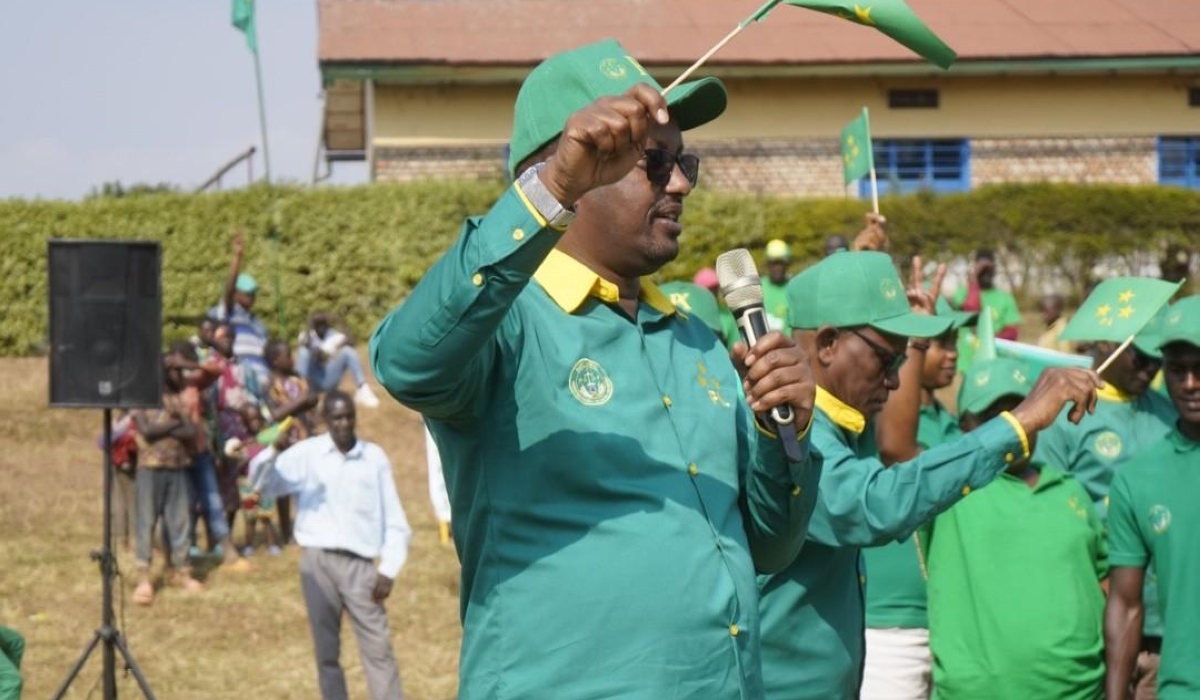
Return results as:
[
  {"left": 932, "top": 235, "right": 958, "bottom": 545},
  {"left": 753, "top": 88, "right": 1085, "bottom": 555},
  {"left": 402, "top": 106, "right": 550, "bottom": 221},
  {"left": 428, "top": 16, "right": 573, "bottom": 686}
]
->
[
  {"left": 507, "top": 39, "right": 728, "bottom": 178},
  {"left": 958, "top": 357, "right": 1034, "bottom": 416},
  {"left": 1148, "top": 294, "right": 1200, "bottom": 352},
  {"left": 235, "top": 273, "right": 259, "bottom": 294},
  {"left": 660, "top": 281, "right": 723, "bottom": 335},
  {"left": 786, "top": 251, "right": 951, "bottom": 338},
  {"left": 936, "top": 296, "right": 976, "bottom": 330}
]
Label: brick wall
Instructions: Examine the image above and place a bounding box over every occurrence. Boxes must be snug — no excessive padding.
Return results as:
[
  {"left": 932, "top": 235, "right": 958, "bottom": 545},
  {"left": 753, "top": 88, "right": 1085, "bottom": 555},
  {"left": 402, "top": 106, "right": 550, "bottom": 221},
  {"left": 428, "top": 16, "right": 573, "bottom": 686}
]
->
[{"left": 373, "top": 136, "right": 1161, "bottom": 193}]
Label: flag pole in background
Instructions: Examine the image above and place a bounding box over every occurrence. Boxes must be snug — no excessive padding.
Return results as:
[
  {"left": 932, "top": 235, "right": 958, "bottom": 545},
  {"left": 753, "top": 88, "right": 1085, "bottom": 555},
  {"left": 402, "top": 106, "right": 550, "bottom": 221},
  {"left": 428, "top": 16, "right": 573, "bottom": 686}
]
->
[
  {"left": 664, "top": 0, "right": 956, "bottom": 96},
  {"left": 233, "top": 0, "right": 271, "bottom": 184},
  {"left": 863, "top": 107, "right": 879, "bottom": 214}
]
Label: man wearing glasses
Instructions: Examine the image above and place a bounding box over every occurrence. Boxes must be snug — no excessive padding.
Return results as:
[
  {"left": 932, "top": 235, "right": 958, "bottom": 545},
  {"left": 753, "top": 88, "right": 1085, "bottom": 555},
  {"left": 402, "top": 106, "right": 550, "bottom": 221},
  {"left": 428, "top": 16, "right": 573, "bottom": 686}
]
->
[
  {"left": 757, "top": 251, "right": 1103, "bottom": 700},
  {"left": 1035, "top": 326, "right": 1178, "bottom": 698},
  {"left": 370, "top": 40, "right": 822, "bottom": 700}
]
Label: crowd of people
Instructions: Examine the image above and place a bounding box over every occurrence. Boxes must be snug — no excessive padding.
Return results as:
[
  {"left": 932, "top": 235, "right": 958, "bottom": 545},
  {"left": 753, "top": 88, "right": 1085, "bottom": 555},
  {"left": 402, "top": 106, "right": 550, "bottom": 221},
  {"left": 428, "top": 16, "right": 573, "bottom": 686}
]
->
[{"left": 367, "top": 39, "right": 1198, "bottom": 700}]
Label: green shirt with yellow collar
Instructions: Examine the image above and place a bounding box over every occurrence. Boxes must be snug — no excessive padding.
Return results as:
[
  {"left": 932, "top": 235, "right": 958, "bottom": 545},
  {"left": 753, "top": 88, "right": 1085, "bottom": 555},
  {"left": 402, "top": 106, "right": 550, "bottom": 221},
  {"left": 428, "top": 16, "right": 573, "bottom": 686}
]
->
[
  {"left": 370, "top": 184, "right": 821, "bottom": 700},
  {"left": 758, "top": 388, "right": 1028, "bottom": 700}
]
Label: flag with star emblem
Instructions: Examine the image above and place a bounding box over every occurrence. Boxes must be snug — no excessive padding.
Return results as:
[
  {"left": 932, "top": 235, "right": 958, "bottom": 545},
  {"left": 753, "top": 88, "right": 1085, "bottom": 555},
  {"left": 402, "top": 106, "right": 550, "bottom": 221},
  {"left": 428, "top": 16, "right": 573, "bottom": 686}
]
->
[
  {"left": 1060, "top": 277, "right": 1183, "bottom": 342},
  {"left": 232, "top": 0, "right": 257, "bottom": 52},
  {"left": 771, "top": 0, "right": 956, "bottom": 69},
  {"left": 840, "top": 109, "right": 873, "bottom": 184}
]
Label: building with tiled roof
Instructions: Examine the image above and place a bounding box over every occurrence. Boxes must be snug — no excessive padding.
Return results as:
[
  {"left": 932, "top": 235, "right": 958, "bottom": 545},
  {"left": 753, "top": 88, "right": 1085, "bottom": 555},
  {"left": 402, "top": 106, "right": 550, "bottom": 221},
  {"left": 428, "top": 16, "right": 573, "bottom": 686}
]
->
[{"left": 317, "top": 0, "right": 1200, "bottom": 195}]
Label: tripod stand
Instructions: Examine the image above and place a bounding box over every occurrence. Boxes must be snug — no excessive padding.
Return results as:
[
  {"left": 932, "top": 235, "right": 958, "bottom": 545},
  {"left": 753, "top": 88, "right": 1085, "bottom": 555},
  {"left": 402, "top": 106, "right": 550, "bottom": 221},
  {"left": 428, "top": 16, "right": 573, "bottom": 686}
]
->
[{"left": 52, "top": 408, "right": 157, "bottom": 700}]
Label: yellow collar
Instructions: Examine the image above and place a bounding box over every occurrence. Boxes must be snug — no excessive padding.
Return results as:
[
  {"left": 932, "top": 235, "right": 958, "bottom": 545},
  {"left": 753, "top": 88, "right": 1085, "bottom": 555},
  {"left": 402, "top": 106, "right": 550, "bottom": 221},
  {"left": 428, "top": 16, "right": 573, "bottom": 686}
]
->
[
  {"left": 532, "top": 248, "right": 676, "bottom": 316},
  {"left": 1096, "top": 382, "right": 1133, "bottom": 403},
  {"left": 815, "top": 386, "right": 866, "bottom": 435}
]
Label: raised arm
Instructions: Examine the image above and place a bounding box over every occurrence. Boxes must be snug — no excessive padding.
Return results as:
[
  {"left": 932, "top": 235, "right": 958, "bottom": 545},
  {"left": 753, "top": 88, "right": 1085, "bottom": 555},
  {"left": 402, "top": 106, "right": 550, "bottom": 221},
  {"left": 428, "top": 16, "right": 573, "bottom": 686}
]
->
[{"left": 221, "top": 229, "right": 245, "bottom": 321}]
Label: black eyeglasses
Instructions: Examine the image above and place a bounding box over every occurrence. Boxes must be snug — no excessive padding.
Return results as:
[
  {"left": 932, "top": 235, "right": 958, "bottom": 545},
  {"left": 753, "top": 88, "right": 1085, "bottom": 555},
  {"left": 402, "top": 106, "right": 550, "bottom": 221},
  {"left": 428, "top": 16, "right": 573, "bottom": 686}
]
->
[
  {"left": 640, "top": 148, "right": 700, "bottom": 188},
  {"left": 846, "top": 328, "right": 907, "bottom": 375}
]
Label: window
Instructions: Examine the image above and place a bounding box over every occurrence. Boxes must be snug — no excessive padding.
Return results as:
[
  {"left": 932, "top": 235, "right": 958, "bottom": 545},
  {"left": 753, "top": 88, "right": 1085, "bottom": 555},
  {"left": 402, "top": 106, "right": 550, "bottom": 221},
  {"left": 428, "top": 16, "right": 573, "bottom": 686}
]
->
[
  {"left": 1158, "top": 136, "right": 1200, "bottom": 188},
  {"left": 859, "top": 139, "right": 970, "bottom": 196},
  {"left": 887, "top": 89, "right": 939, "bottom": 109}
]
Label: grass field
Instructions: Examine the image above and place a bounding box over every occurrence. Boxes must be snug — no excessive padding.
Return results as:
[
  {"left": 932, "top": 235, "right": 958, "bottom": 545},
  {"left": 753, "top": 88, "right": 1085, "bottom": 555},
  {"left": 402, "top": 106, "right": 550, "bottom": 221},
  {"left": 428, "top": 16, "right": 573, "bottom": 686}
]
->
[{"left": 0, "top": 355, "right": 463, "bottom": 699}]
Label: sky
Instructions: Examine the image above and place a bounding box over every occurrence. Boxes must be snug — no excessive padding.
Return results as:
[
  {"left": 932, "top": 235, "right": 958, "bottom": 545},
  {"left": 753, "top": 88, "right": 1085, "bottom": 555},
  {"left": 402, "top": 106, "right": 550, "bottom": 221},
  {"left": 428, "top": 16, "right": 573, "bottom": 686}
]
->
[{"left": 0, "top": 1, "right": 366, "bottom": 201}]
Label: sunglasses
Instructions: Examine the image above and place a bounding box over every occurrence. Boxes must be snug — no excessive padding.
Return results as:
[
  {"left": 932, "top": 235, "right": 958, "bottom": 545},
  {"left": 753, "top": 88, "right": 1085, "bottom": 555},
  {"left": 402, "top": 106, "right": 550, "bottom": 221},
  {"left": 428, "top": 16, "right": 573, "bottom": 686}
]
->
[
  {"left": 640, "top": 148, "right": 700, "bottom": 188},
  {"left": 846, "top": 328, "right": 907, "bottom": 375}
]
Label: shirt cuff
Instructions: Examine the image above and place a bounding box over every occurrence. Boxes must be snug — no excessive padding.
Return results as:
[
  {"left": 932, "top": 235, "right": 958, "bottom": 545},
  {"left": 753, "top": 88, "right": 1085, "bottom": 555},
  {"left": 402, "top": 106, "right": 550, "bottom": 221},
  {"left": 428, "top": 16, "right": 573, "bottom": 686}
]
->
[{"left": 998, "top": 411, "right": 1031, "bottom": 459}]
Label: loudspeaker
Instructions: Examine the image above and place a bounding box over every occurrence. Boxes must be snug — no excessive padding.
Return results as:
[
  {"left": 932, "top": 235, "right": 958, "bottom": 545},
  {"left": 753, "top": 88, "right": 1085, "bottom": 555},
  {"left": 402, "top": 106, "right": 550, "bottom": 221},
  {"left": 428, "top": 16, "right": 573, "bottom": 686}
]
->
[{"left": 49, "top": 240, "right": 162, "bottom": 408}]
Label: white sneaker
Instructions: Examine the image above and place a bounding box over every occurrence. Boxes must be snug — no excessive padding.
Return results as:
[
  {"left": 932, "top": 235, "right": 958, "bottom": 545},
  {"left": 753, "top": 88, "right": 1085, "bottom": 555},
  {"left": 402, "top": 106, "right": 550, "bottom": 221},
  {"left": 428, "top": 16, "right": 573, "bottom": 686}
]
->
[{"left": 355, "top": 384, "right": 381, "bottom": 408}]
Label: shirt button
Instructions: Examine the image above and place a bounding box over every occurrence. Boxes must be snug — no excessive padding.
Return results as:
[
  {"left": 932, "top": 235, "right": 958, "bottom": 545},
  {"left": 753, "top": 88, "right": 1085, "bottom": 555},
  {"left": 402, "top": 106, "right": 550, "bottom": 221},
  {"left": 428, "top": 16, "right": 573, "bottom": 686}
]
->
[
  {"left": 962, "top": 486, "right": 972, "bottom": 496},
  {"left": 1004, "top": 452, "right": 1014, "bottom": 463},
  {"left": 792, "top": 485, "right": 802, "bottom": 496},
  {"left": 512, "top": 228, "right": 525, "bottom": 241},
  {"left": 688, "top": 463, "right": 699, "bottom": 476},
  {"left": 662, "top": 395, "right": 672, "bottom": 408},
  {"left": 472, "top": 273, "right": 484, "bottom": 287},
  {"left": 729, "top": 623, "right": 739, "bottom": 637}
]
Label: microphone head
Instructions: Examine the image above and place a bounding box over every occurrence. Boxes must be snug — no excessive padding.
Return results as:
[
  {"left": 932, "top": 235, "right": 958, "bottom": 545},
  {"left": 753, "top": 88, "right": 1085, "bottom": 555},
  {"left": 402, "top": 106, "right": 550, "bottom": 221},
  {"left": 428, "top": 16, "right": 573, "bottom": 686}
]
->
[{"left": 715, "top": 248, "right": 764, "bottom": 313}]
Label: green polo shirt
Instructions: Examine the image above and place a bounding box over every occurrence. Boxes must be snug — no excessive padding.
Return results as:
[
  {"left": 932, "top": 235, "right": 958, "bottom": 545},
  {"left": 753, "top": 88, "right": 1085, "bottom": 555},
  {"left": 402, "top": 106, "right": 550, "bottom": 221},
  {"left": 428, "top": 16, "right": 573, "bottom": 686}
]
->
[
  {"left": 369, "top": 184, "right": 821, "bottom": 700},
  {"left": 926, "top": 464, "right": 1107, "bottom": 700},
  {"left": 863, "top": 400, "right": 962, "bottom": 630},
  {"left": 758, "top": 388, "right": 1027, "bottom": 700},
  {"left": 1035, "top": 384, "right": 1176, "bottom": 637},
  {"left": 1108, "top": 429, "right": 1200, "bottom": 700},
  {"left": 763, "top": 278, "right": 789, "bottom": 332}
]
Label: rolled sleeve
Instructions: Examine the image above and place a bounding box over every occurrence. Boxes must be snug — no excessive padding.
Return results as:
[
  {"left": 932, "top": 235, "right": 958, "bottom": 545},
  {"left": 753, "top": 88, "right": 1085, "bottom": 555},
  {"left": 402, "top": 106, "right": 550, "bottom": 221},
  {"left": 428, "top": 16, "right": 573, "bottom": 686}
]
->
[{"left": 1106, "top": 471, "right": 1149, "bottom": 569}]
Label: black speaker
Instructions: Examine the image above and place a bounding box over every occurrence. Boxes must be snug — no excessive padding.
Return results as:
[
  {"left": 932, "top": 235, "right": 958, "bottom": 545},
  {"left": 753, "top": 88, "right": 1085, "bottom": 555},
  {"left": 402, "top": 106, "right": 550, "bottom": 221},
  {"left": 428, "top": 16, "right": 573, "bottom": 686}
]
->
[{"left": 48, "top": 240, "right": 163, "bottom": 408}]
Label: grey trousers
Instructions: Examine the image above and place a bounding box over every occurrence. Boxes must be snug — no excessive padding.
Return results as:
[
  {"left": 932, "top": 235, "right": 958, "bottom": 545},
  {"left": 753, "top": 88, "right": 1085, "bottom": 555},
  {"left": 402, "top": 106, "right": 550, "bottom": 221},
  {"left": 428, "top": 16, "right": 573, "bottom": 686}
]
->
[
  {"left": 299, "top": 548, "right": 403, "bottom": 700},
  {"left": 135, "top": 468, "right": 192, "bottom": 569}
]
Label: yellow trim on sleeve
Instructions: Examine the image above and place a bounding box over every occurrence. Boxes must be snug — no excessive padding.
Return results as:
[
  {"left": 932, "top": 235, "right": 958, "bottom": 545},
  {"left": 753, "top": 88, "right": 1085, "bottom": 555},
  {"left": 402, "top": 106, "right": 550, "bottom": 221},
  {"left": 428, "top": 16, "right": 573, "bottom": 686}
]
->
[
  {"left": 512, "top": 180, "right": 548, "bottom": 229},
  {"left": 754, "top": 418, "right": 779, "bottom": 440},
  {"left": 999, "top": 410, "right": 1031, "bottom": 459}
]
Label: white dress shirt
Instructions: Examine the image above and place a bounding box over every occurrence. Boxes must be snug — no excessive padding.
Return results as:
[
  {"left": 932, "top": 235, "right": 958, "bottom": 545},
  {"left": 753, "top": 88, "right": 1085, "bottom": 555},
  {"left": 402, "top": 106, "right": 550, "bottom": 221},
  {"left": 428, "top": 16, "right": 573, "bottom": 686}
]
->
[{"left": 252, "top": 433, "right": 412, "bottom": 578}]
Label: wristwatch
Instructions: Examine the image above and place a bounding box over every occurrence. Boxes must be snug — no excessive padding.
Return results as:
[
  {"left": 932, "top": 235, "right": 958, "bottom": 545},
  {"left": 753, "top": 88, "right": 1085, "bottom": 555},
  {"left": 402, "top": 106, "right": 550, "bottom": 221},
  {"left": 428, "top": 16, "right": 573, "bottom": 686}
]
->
[{"left": 516, "top": 162, "right": 576, "bottom": 231}]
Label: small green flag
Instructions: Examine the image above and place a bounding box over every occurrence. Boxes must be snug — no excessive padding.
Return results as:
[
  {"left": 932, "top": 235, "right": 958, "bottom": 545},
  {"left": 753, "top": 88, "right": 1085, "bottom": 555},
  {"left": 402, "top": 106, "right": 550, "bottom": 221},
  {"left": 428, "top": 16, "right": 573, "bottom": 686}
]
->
[
  {"left": 1060, "top": 277, "right": 1183, "bottom": 342},
  {"left": 974, "top": 300, "right": 997, "bottom": 362},
  {"left": 840, "top": 108, "right": 873, "bottom": 184},
  {"left": 995, "top": 339, "right": 1091, "bottom": 380},
  {"left": 767, "top": 0, "right": 956, "bottom": 69},
  {"left": 232, "top": 0, "right": 257, "bottom": 53}
]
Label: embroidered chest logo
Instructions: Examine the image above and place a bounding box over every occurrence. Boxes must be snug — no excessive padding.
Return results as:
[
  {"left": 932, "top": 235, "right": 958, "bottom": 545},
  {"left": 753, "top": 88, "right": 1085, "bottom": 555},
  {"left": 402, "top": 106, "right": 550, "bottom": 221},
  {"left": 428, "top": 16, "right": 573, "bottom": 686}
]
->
[
  {"left": 695, "top": 358, "right": 732, "bottom": 408},
  {"left": 1094, "top": 431, "right": 1123, "bottom": 459},
  {"left": 568, "top": 358, "right": 613, "bottom": 406},
  {"left": 1148, "top": 505, "right": 1171, "bottom": 535},
  {"left": 1067, "top": 494, "right": 1089, "bottom": 519}
]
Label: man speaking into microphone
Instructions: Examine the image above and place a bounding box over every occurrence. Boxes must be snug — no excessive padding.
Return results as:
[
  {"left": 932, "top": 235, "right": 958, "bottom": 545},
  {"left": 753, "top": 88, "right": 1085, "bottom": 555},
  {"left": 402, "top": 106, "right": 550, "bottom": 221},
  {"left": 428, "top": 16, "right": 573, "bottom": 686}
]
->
[{"left": 370, "top": 40, "right": 820, "bottom": 700}]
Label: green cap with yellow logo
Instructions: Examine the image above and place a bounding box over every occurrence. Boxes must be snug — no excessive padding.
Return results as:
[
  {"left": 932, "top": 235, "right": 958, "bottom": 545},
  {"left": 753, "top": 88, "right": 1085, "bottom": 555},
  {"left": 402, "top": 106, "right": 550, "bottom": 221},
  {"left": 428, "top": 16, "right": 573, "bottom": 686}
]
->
[
  {"left": 660, "top": 281, "right": 723, "bottom": 335},
  {"left": 936, "top": 296, "right": 975, "bottom": 330},
  {"left": 958, "top": 357, "right": 1034, "bottom": 416},
  {"left": 508, "top": 39, "right": 728, "bottom": 178},
  {"left": 786, "top": 251, "right": 950, "bottom": 339},
  {"left": 1148, "top": 294, "right": 1200, "bottom": 352}
]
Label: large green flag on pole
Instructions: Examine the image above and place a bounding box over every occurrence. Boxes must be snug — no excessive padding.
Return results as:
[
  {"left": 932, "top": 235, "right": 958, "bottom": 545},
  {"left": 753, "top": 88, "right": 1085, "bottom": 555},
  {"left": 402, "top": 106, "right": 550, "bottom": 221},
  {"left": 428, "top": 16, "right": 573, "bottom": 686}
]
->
[
  {"left": 840, "top": 108, "right": 873, "bottom": 185},
  {"left": 232, "top": 0, "right": 257, "bottom": 52}
]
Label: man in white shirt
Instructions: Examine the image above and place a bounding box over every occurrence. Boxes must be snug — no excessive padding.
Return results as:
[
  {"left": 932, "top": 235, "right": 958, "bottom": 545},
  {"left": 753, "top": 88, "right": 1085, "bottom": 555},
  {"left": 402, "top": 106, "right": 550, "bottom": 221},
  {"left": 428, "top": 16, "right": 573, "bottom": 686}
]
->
[
  {"left": 252, "top": 391, "right": 411, "bottom": 700},
  {"left": 296, "top": 312, "right": 380, "bottom": 408}
]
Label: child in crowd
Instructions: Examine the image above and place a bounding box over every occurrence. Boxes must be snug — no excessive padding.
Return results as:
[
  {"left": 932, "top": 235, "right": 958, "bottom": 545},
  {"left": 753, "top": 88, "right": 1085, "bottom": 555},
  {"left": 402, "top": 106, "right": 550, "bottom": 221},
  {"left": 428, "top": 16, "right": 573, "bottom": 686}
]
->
[{"left": 265, "top": 339, "right": 320, "bottom": 544}]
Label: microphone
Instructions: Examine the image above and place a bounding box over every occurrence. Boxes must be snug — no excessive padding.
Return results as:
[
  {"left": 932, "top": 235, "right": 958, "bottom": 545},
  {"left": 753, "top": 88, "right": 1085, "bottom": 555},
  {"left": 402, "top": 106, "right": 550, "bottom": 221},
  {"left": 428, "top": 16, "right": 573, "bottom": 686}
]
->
[{"left": 715, "top": 248, "right": 803, "bottom": 462}]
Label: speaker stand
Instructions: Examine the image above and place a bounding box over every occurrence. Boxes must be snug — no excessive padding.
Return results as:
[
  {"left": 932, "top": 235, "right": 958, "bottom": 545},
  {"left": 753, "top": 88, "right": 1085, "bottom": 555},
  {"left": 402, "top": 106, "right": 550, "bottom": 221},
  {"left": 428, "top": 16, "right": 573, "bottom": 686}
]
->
[{"left": 52, "top": 409, "right": 157, "bottom": 700}]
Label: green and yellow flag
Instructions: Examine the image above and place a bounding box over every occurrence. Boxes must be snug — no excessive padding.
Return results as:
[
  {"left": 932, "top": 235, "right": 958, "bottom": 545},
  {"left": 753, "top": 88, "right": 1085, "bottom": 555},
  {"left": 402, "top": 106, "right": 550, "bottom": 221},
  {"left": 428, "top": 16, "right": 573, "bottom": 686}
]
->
[
  {"left": 754, "top": 0, "right": 956, "bottom": 69},
  {"left": 840, "top": 108, "right": 873, "bottom": 184},
  {"left": 232, "top": 0, "right": 257, "bottom": 53},
  {"left": 1060, "top": 277, "right": 1183, "bottom": 343}
]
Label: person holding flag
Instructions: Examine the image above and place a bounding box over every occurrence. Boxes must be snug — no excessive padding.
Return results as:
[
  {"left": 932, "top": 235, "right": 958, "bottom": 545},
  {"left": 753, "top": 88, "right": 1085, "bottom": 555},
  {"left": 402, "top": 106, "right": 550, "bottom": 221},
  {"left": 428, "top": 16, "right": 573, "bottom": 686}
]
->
[
  {"left": 759, "top": 251, "right": 1102, "bottom": 700},
  {"left": 1106, "top": 295, "right": 1200, "bottom": 700}
]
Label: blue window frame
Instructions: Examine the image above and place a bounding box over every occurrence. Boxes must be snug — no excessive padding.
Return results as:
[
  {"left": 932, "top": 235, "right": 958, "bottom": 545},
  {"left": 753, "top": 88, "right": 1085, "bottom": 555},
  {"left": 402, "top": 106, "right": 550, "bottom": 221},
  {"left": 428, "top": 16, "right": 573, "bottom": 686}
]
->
[
  {"left": 1158, "top": 136, "right": 1200, "bottom": 188},
  {"left": 859, "top": 139, "right": 970, "bottom": 197}
]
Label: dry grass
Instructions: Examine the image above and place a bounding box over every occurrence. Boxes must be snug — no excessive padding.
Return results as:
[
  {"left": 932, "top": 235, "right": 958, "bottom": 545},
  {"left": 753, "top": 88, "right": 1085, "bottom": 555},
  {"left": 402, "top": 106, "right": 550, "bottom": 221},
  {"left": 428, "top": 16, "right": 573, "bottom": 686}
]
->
[{"left": 0, "top": 356, "right": 462, "bottom": 699}]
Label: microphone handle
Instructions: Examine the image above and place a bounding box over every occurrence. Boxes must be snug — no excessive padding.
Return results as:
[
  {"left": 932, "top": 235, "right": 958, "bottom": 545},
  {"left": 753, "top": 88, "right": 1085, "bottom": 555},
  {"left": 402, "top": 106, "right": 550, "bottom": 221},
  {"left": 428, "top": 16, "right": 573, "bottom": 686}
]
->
[{"left": 734, "top": 306, "right": 795, "bottom": 427}]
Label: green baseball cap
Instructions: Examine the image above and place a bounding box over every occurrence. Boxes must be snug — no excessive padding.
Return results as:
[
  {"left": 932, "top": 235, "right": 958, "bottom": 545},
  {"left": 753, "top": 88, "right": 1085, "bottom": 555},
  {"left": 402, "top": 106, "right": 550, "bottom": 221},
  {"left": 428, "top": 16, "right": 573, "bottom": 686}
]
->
[
  {"left": 958, "top": 357, "right": 1034, "bottom": 416},
  {"left": 936, "top": 296, "right": 976, "bottom": 330},
  {"left": 507, "top": 39, "right": 728, "bottom": 178},
  {"left": 235, "top": 273, "right": 259, "bottom": 294},
  {"left": 786, "top": 251, "right": 951, "bottom": 339},
  {"left": 660, "top": 281, "right": 722, "bottom": 335},
  {"left": 1149, "top": 294, "right": 1200, "bottom": 352}
]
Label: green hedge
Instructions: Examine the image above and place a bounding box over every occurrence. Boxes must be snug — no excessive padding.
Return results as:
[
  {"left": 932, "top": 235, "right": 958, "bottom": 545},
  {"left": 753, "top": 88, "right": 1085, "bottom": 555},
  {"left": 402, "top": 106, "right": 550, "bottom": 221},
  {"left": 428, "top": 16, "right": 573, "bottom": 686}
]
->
[{"left": 1, "top": 181, "right": 1197, "bottom": 356}]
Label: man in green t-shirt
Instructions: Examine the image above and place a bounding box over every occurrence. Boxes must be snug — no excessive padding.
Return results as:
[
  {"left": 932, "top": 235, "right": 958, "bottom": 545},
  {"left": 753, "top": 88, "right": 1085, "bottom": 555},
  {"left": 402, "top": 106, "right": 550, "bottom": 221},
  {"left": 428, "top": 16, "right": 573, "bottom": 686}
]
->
[
  {"left": 954, "top": 249, "right": 1022, "bottom": 370},
  {"left": 1106, "top": 295, "right": 1200, "bottom": 700},
  {"left": 925, "top": 357, "right": 1107, "bottom": 700},
  {"left": 862, "top": 298, "right": 974, "bottom": 699},
  {"left": 764, "top": 239, "right": 792, "bottom": 332},
  {"left": 370, "top": 40, "right": 822, "bottom": 700},
  {"left": 757, "top": 252, "right": 1102, "bottom": 700}
]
